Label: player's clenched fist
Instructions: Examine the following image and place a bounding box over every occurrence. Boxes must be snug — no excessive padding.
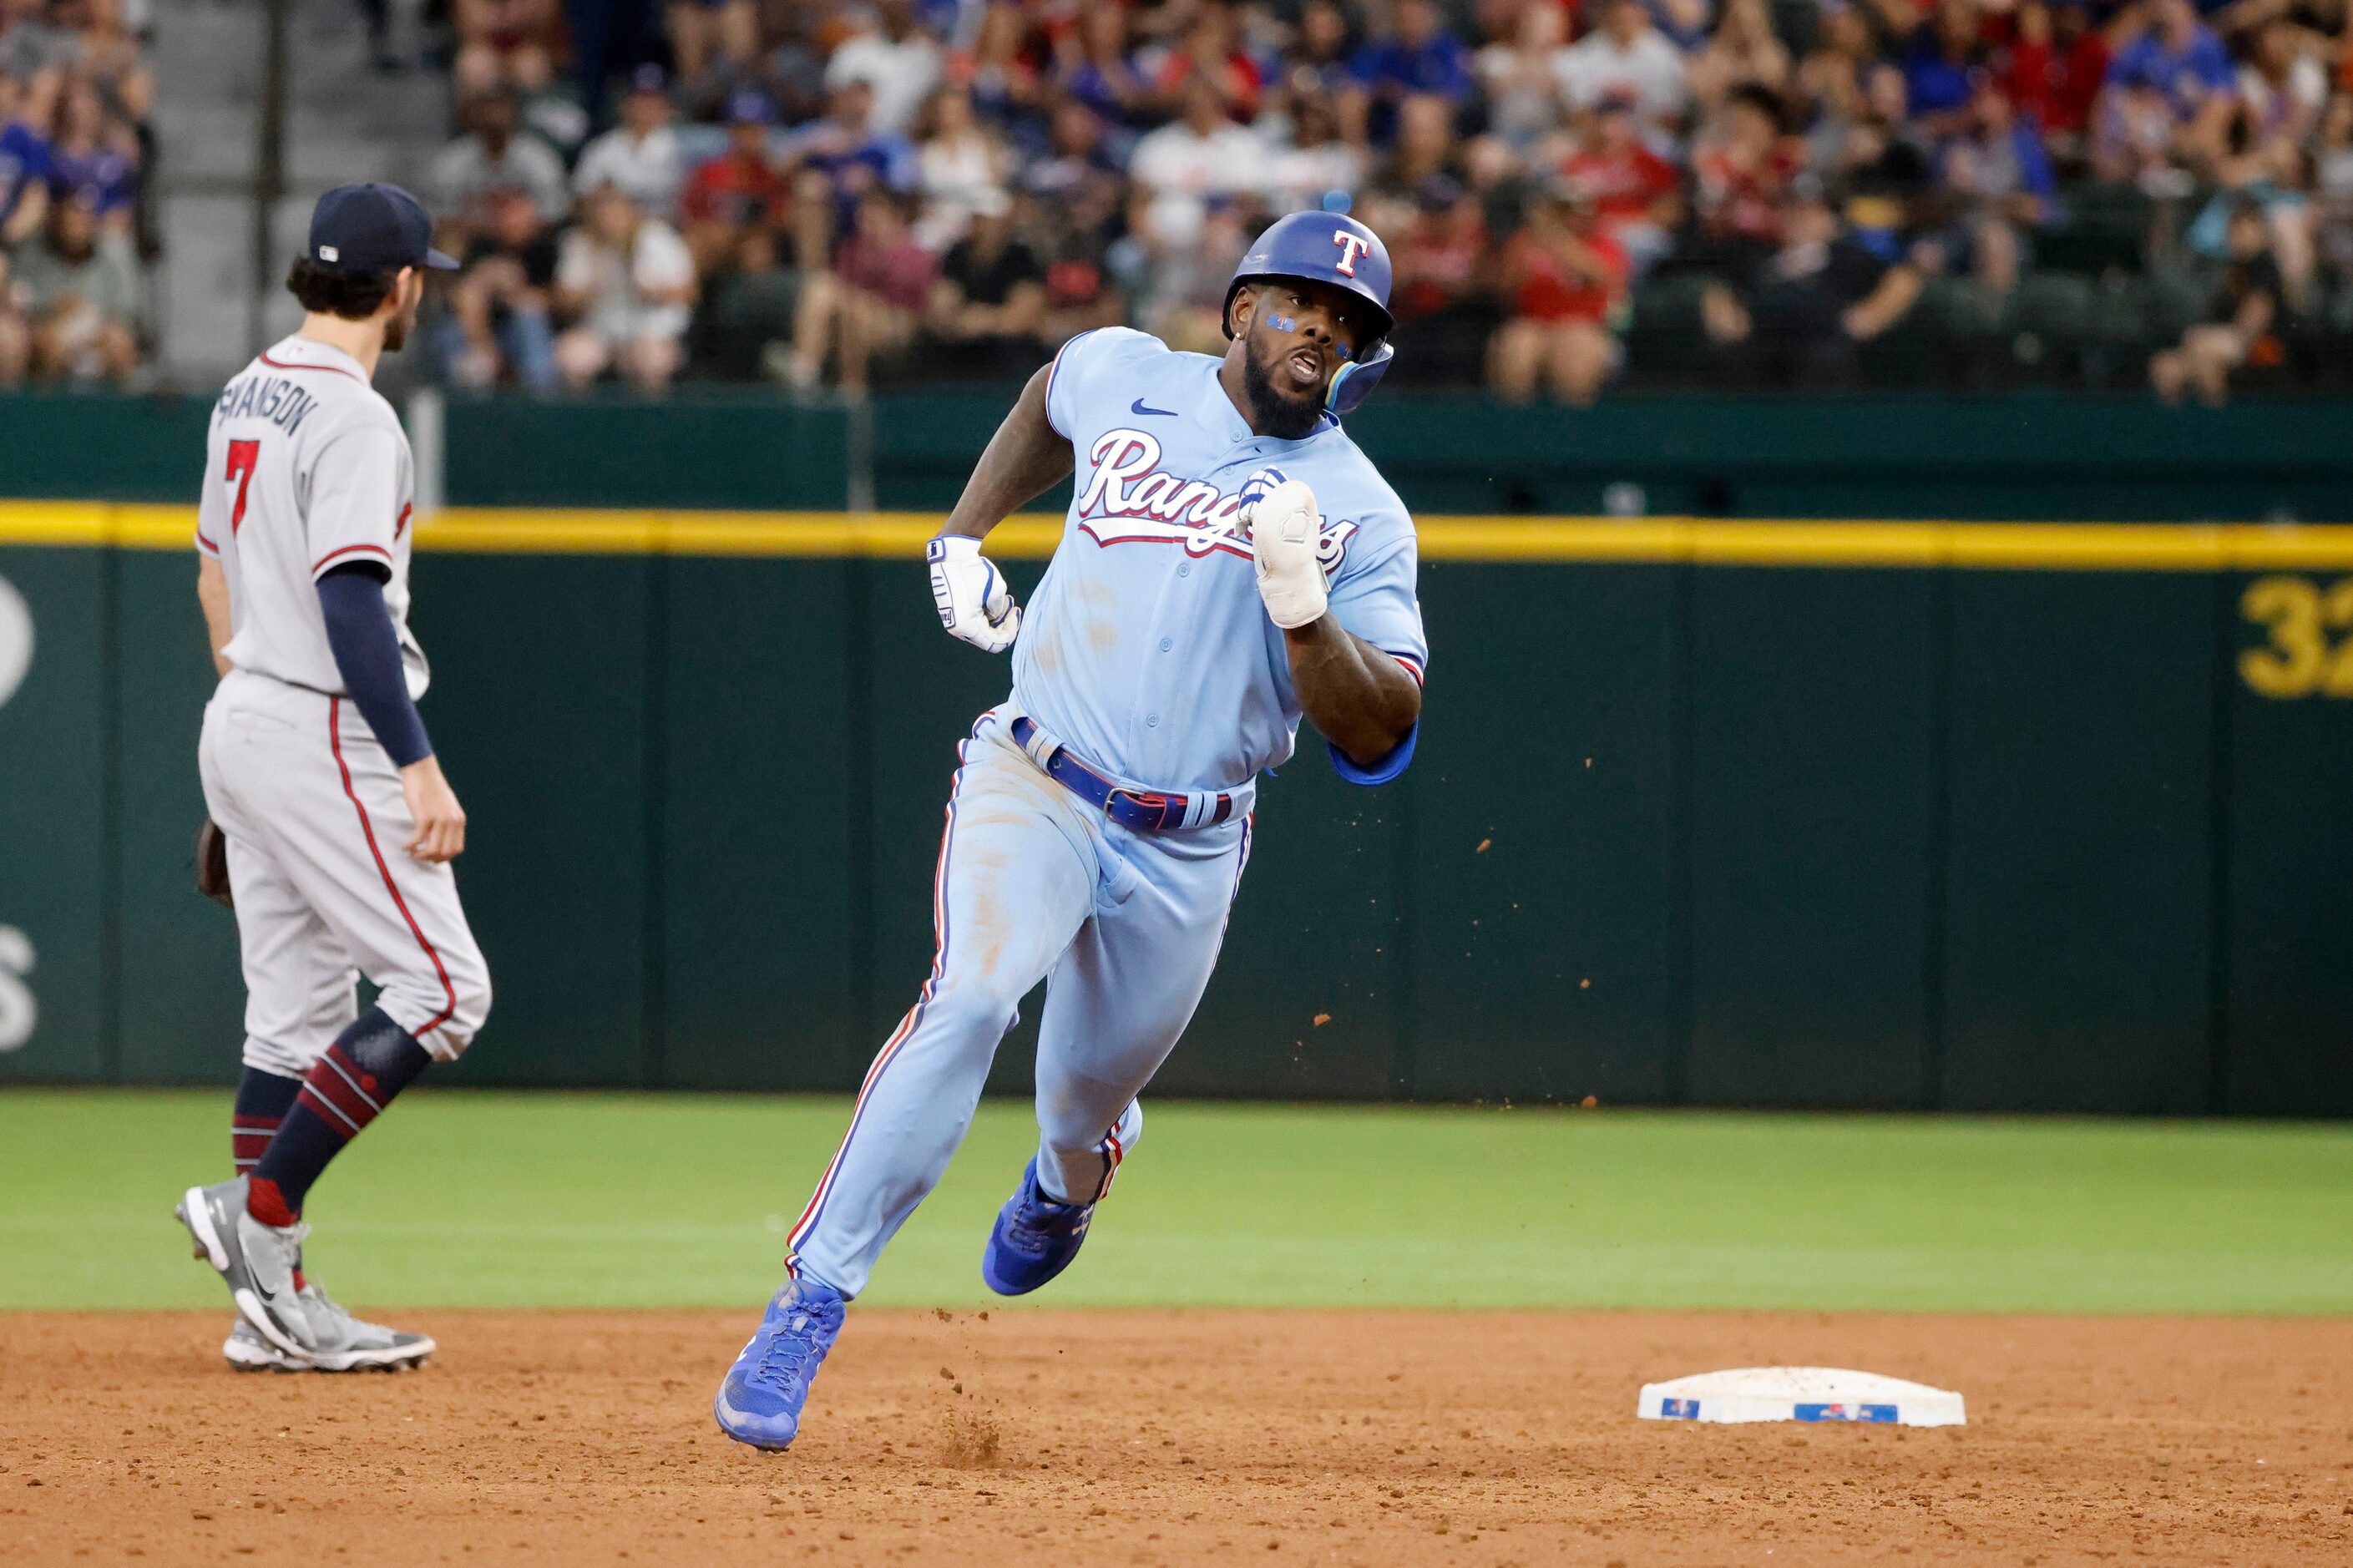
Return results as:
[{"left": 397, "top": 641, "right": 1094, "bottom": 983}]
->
[
  {"left": 1238, "top": 468, "right": 1328, "bottom": 630},
  {"left": 928, "top": 534, "right": 1023, "bottom": 654}
]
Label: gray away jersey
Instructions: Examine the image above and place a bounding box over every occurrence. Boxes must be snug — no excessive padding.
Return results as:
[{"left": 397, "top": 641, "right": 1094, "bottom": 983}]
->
[{"left": 196, "top": 334, "right": 429, "bottom": 700}]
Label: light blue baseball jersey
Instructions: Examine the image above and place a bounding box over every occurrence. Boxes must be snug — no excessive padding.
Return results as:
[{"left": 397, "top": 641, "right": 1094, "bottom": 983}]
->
[{"left": 1009, "top": 326, "right": 1428, "bottom": 794}]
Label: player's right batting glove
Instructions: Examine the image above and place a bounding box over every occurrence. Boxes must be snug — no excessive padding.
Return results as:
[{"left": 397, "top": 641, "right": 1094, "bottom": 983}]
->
[
  {"left": 928, "top": 535, "right": 1023, "bottom": 654},
  {"left": 1239, "top": 470, "right": 1329, "bottom": 630}
]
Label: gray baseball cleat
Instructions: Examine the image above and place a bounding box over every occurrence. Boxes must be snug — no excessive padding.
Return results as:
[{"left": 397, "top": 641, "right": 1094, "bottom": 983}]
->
[
  {"left": 175, "top": 1176, "right": 314, "bottom": 1357},
  {"left": 223, "top": 1318, "right": 303, "bottom": 1372},
  {"left": 296, "top": 1281, "right": 435, "bottom": 1371},
  {"left": 221, "top": 1287, "right": 434, "bottom": 1372}
]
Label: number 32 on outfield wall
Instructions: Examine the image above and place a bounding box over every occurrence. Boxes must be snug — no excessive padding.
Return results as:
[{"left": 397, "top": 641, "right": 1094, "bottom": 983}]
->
[{"left": 2240, "top": 576, "right": 2353, "bottom": 700}]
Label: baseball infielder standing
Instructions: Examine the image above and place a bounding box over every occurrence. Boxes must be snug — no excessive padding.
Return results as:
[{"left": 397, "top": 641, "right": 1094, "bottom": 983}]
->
[
  {"left": 175, "top": 183, "right": 492, "bottom": 1371},
  {"left": 716, "top": 210, "right": 1427, "bottom": 1449}
]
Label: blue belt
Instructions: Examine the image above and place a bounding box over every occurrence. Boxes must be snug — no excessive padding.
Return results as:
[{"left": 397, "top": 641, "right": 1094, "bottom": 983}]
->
[{"left": 1009, "top": 716, "right": 1236, "bottom": 834}]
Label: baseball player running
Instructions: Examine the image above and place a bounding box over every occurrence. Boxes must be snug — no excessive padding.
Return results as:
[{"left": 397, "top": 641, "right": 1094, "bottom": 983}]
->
[
  {"left": 175, "top": 183, "right": 492, "bottom": 1372},
  {"left": 715, "top": 211, "right": 1427, "bottom": 1449}
]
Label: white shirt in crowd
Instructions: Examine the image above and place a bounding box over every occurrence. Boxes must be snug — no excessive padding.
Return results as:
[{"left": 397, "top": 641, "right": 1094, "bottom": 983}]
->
[
  {"left": 824, "top": 28, "right": 944, "bottom": 135},
  {"left": 1263, "top": 137, "right": 1365, "bottom": 215},
  {"left": 1553, "top": 28, "right": 1690, "bottom": 120},
  {"left": 573, "top": 124, "right": 686, "bottom": 220},
  {"left": 428, "top": 131, "right": 572, "bottom": 222},
  {"left": 2235, "top": 58, "right": 2327, "bottom": 131},
  {"left": 1477, "top": 43, "right": 1569, "bottom": 146},
  {"left": 556, "top": 219, "right": 696, "bottom": 345},
  {"left": 197, "top": 334, "right": 428, "bottom": 701},
  {"left": 916, "top": 130, "right": 1004, "bottom": 248},
  {"left": 1128, "top": 118, "right": 1273, "bottom": 245}
]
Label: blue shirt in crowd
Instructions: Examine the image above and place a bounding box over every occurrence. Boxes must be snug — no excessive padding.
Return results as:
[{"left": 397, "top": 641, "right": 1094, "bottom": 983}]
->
[
  {"left": 2106, "top": 26, "right": 2235, "bottom": 117},
  {"left": 1349, "top": 31, "right": 1473, "bottom": 101},
  {"left": 1902, "top": 28, "right": 1981, "bottom": 117},
  {"left": 50, "top": 143, "right": 137, "bottom": 217},
  {"left": 0, "top": 122, "right": 50, "bottom": 225}
]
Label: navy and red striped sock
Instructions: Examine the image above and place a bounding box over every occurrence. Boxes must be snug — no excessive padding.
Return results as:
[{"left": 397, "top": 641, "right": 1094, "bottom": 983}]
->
[
  {"left": 231, "top": 1067, "right": 302, "bottom": 1176},
  {"left": 247, "top": 1008, "right": 431, "bottom": 1227}
]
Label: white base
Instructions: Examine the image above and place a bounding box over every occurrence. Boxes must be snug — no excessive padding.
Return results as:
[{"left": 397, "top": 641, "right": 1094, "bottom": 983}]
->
[{"left": 1637, "top": 1366, "right": 1965, "bottom": 1428}]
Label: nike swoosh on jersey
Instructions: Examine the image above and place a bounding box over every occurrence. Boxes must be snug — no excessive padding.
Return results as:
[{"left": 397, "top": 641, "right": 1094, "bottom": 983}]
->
[{"left": 1130, "top": 398, "right": 1176, "bottom": 417}]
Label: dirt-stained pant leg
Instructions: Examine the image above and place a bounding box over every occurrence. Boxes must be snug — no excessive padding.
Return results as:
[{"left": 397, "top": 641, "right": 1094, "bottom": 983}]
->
[
  {"left": 199, "top": 670, "right": 492, "bottom": 1068},
  {"left": 786, "top": 721, "right": 1098, "bottom": 1298},
  {"left": 1029, "top": 812, "right": 1250, "bottom": 1204}
]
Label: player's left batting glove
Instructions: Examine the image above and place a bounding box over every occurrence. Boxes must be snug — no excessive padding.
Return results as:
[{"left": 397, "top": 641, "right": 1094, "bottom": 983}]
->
[
  {"left": 928, "top": 534, "right": 1022, "bottom": 654},
  {"left": 1238, "top": 470, "right": 1328, "bottom": 630}
]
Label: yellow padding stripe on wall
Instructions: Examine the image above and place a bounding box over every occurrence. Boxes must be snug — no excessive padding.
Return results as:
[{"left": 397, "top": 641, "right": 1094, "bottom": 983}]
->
[{"left": 5, "top": 501, "right": 2353, "bottom": 570}]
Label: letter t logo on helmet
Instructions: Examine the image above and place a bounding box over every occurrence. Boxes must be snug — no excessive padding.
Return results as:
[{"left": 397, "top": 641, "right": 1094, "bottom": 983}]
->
[{"left": 1333, "top": 230, "right": 1372, "bottom": 277}]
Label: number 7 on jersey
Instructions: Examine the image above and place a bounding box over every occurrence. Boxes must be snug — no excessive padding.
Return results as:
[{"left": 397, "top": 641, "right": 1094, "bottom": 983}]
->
[{"left": 225, "top": 438, "right": 261, "bottom": 536}]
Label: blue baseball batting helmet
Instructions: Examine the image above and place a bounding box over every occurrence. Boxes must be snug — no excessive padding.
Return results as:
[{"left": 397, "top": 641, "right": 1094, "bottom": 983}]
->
[{"left": 1223, "top": 211, "right": 1396, "bottom": 417}]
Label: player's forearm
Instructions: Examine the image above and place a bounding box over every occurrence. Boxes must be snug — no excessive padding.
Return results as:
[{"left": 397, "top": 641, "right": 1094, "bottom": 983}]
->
[
  {"left": 196, "top": 554, "right": 234, "bottom": 677},
  {"left": 938, "top": 362, "right": 1072, "bottom": 541},
  {"left": 1283, "top": 618, "right": 1422, "bottom": 767}
]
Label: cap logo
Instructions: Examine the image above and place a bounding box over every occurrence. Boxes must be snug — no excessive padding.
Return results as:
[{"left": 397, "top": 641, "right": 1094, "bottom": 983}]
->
[
  {"left": 318, "top": 245, "right": 339, "bottom": 262},
  {"left": 1332, "top": 230, "right": 1370, "bottom": 277}
]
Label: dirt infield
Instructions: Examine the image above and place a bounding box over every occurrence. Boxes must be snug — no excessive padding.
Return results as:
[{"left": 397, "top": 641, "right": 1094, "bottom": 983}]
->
[{"left": 3, "top": 1308, "right": 2347, "bottom": 1565}]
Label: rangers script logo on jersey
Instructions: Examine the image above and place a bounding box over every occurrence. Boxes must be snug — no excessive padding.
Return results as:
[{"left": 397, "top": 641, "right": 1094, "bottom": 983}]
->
[{"left": 1074, "top": 428, "right": 1359, "bottom": 572}]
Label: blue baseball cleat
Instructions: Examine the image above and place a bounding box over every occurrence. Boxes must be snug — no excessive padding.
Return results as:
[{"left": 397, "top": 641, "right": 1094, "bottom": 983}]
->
[
  {"left": 981, "top": 1159, "right": 1096, "bottom": 1296},
  {"left": 713, "top": 1276, "right": 847, "bottom": 1450}
]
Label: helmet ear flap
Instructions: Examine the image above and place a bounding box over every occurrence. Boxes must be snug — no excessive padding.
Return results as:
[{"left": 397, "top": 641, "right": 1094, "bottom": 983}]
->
[{"left": 1326, "top": 341, "right": 1394, "bottom": 416}]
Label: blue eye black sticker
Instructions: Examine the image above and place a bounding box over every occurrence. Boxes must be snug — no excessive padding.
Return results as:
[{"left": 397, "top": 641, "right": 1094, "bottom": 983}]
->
[{"left": 1267, "top": 314, "right": 1353, "bottom": 361}]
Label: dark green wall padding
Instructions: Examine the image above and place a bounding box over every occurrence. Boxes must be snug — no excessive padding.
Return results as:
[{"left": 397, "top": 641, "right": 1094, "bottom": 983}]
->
[
  {"left": 4, "top": 387, "right": 2352, "bottom": 520},
  {"left": 3, "top": 541, "right": 2349, "bottom": 1115},
  {"left": 2, "top": 385, "right": 2348, "bottom": 1111}
]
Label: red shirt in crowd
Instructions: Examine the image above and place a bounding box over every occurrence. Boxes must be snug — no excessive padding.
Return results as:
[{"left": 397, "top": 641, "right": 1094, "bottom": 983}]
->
[
  {"left": 836, "top": 233, "right": 939, "bottom": 311},
  {"left": 1390, "top": 205, "right": 1489, "bottom": 321},
  {"left": 1505, "top": 225, "right": 1628, "bottom": 325},
  {"left": 681, "top": 151, "right": 790, "bottom": 227},
  {"left": 2003, "top": 30, "right": 2109, "bottom": 134},
  {"left": 1694, "top": 143, "right": 1799, "bottom": 240},
  {"left": 1559, "top": 140, "right": 1680, "bottom": 225},
  {"left": 1151, "top": 49, "right": 1264, "bottom": 119}
]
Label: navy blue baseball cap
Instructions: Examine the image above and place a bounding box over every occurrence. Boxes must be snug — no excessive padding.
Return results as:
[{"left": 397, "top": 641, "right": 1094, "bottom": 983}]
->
[{"left": 307, "top": 182, "right": 459, "bottom": 275}]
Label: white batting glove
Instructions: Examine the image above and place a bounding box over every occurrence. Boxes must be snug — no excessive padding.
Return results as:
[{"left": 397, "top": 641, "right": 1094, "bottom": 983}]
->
[
  {"left": 1238, "top": 470, "right": 1328, "bottom": 630},
  {"left": 928, "top": 534, "right": 1022, "bottom": 654}
]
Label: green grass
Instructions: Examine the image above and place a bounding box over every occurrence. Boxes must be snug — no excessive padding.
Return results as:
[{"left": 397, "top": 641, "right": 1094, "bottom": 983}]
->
[{"left": 3, "top": 1089, "right": 2349, "bottom": 1315}]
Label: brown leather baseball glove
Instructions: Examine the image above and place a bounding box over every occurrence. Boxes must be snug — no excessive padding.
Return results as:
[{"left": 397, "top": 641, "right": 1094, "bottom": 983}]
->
[{"left": 195, "top": 819, "right": 234, "bottom": 909}]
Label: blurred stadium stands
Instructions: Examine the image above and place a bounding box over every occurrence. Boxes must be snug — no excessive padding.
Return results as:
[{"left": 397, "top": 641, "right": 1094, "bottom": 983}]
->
[{"left": 10, "top": 0, "right": 2353, "bottom": 402}]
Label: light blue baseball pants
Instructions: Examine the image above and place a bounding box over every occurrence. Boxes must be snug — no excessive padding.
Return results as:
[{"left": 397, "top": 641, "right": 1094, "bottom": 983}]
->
[{"left": 784, "top": 712, "right": 1252, "bottom": 1298}]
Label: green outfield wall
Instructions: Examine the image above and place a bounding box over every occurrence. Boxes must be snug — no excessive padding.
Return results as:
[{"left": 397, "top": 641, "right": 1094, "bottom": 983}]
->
[
  {"left": 4, "top": 506, "right": 2350, "bottom": 1114},
  {"left": 1, "top": 388, "right": 2350, "bottom": 1113}
]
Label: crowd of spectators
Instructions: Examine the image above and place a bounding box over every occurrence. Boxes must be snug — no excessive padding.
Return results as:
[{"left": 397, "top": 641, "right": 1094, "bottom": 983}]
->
[
  {"left": 0, "top": 0, "right": 151, "bottom": 387},
  {"left": 421, "top": 0, "right": 2353, "bottom": 404}
]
